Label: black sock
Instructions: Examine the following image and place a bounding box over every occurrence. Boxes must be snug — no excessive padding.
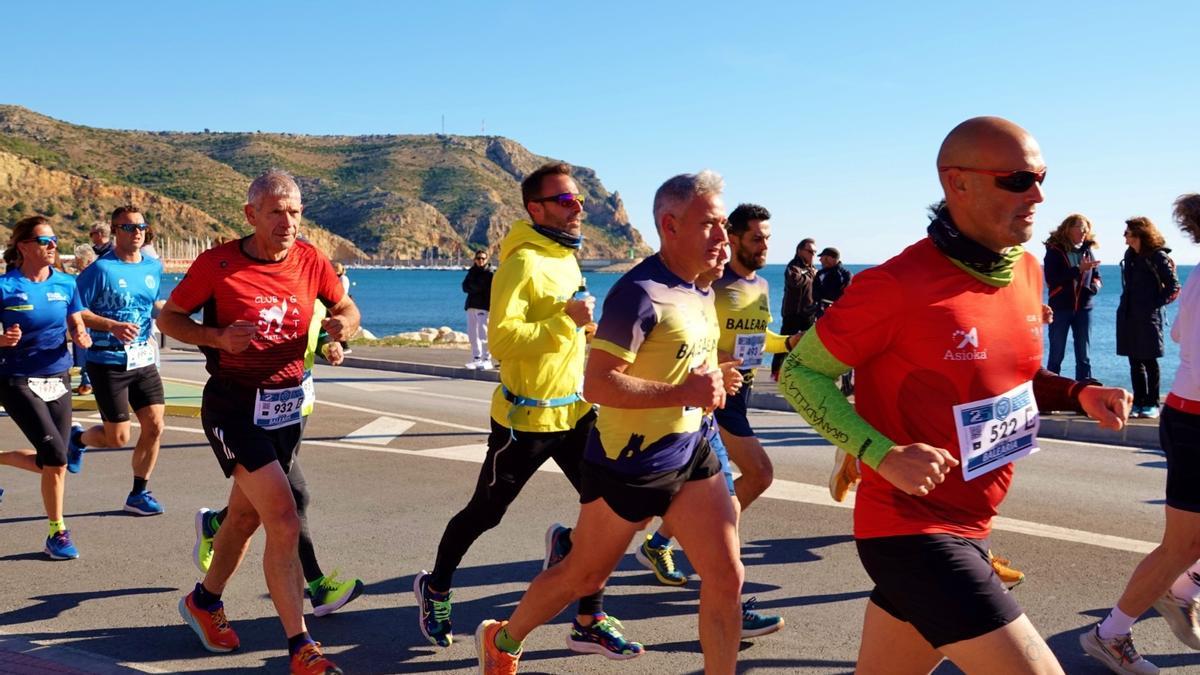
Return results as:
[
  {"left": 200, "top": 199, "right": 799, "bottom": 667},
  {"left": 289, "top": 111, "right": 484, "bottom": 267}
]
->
[
  {"left": 193, "top": 582, "right": 221, "bottom": 609},
  {"left": 287, "top": 631, "right": 314, "bottom": 655},
  {"left": 132, "top": 477, "right": 148, "bottom": 495}
]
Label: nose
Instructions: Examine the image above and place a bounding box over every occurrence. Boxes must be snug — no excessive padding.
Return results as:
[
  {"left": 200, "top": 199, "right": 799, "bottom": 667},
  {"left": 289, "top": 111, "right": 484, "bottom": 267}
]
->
[
  {"left": 1027, "top": 180, "right": 1045, "bottom": 204},
  {"left": 568, "top": 198, "right": 583, "bottom": 213}
]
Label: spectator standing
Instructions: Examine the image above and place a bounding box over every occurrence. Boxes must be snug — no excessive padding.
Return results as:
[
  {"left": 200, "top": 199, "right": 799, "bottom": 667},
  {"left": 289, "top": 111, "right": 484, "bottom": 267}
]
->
[
  {"left": 1117, "top": 216, "right": 1181, "bottom": 418},
  {"left": 89, "top": 222, "right": 113, "bottom": 257},
  {"left": 772, "top": 239, "right": 817, "bottom": 378},
  {"left": 462, "top": 250, "right": 494, "bottom": 369},
  {"left": 813, "top": 246, "right": 852, "bottom": 318},
  {"left": 1043, "top": 213, "right": 1101, "bottom": 380}
]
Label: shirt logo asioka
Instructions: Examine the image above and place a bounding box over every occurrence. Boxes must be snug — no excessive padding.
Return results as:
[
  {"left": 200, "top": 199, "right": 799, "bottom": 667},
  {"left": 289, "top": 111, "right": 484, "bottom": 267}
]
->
[
  {"left": 145, "top": 275, "right": 157, "bottom": 289},
  {"left": 45, "top": 291, "right": 69, "bottom": 303},
  {"left": 945, "top": 326, "right": 988, "bottom": 361}
]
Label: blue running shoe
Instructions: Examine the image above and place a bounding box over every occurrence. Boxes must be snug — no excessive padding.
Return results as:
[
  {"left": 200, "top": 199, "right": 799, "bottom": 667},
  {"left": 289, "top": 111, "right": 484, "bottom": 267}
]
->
[
  {"left": 635, "top": 536, "right": 688, "bottom": 586},
  {"left": 125, "top": 490, "right": 164, "bottom": 516},
  {"left": 566, "top": 613, "right": 644, "bottom": 660},
  {"left": 741, "top": 597, "right": 784, "bottom": 638},
  {"left": 543, "top": 522, "right": 572, "bottom": 570},
  {"left": 1143, "top": 405, "right": 1161, "bottom": 419},
  {"left": 66, "top": 423, "right": 86, "bottom": 474},
  {"left": 414, "top": 570, "right": 453, "bottom": 647},
  {"left": 45, "top": 529, "right": 79, "bottom": 560}
]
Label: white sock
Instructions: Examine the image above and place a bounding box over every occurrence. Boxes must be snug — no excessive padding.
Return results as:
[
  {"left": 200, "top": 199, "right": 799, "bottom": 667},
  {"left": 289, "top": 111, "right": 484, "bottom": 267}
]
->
[
  {"left": 1170, "top": 561, "right": 1200, "bottom": 603},
  {"left": 1097, "top": 607, "right": 1139, "bottom": 639}
]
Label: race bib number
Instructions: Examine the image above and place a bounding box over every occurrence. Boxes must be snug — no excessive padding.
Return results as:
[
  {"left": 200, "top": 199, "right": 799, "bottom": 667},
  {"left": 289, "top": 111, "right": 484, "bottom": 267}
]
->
[
  {"left": 733, "top": 333, "right": 766, "bottom": 369},
  {"left": 28, "top": 376, "right": 68, "bottom": 402},
  {"left": 953, "top": 380, "right": 1040, "bottom": 481},
  {"left": 124, "top": 341, "right": 156, "bottom": 370},
  {"left": 300, "top": 373, "right": 316, "bottom": 415},
  {"left": 254, "top": 382, "right": 306, "bottom": 430}
]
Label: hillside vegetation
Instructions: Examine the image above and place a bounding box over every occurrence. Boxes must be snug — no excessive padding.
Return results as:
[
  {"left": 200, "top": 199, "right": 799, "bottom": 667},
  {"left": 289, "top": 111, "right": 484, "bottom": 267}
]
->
[{"left": 0, "top": 105, "right": 650, "bottom": 261}]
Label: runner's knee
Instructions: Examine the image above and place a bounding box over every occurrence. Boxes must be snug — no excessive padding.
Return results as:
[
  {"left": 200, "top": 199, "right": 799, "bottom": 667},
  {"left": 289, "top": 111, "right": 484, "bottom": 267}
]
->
[{"left": 105, "top": 426, "right": 132, "bottom": 447}]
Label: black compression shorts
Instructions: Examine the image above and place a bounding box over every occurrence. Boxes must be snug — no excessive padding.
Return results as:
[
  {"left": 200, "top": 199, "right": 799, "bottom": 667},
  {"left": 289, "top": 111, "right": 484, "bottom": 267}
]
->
[{"left": 86, "top": 362, "right": 165, "bottom": 422}]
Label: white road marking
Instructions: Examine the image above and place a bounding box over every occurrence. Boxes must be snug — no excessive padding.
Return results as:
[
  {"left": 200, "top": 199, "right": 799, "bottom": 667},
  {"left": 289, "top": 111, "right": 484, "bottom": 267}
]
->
[
  {"left": 335, "top": 381, "right": 492, "bottom": 404},
  {"left": 150, "top": 413, "right": 1159, "bottom": 556},
  {"left": 341, "top": 416, "right": 415, "bottom": 445}
]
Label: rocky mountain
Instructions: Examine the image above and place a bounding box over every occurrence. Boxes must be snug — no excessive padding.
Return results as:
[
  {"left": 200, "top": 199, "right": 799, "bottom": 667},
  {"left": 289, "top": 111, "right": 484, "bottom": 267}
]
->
[{"left": 0, "top": 105, "right": 650, "bottom": 261}]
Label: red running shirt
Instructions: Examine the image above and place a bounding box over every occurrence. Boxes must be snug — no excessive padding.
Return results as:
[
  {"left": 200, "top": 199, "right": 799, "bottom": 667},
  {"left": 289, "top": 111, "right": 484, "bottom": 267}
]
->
[
  {"left": 815, "top": 238, "right": 1044, "bottom": 539},
  {"left": 169, "top": 239, "right": 344, "bottom": 389}
]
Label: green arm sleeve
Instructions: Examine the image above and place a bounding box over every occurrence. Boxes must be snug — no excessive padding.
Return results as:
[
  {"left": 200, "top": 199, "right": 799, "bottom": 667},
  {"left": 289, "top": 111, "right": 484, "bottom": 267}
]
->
[{"left": 777, "top": 330, "right": 896, "bottom": 469}]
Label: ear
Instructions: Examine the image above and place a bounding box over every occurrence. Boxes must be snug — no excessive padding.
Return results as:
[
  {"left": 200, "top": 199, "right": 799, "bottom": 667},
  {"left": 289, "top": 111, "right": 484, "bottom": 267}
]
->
[
  {"left": 661, "top": 212, "right": 678, "bottom": 238},
  {"left": 243, "top": 203, "right": 256, "bottom": 226},
  {"left": 526, "top": 201, "right": 543, "bottom": 222}
]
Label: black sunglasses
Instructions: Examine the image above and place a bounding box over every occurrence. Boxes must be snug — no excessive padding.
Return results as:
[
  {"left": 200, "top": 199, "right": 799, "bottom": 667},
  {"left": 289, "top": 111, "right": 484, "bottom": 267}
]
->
[
  {"left": 117, "top": 223, "right": 149, "bottom": 233},
  {"left": 939, "top": 166, "right": 1046, "bottom": 193},
  {"left": 533, "top": 192, "right": 585, "bottom": 208}
]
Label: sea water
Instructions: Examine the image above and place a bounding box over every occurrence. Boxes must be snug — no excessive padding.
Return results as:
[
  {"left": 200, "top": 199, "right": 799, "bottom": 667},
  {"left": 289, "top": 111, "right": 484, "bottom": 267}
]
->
[{"left": 161, "top": 263, "right": 1194, "bottom": 394}]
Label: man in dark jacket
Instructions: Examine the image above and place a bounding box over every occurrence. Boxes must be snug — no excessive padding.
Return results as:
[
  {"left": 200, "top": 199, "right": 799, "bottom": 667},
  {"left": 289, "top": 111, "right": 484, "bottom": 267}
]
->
[
  {"left": 772, "top": 239, "right": 818, "bottom": 378},
  {"left": 813, "top": 246, "right": 852, "bottom": 318},
  {"left": 462, "top": 250, "right": 494, "bottom": 369}
]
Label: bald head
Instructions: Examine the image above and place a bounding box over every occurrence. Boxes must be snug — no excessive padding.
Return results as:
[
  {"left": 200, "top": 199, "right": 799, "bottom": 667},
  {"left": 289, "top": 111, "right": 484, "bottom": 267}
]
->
[
  {"left": 937, "top": 117, "right": 1040, "bottom": 170},
  {"left": 936, "top": 116, "right": 1045, "bottom": 252}
]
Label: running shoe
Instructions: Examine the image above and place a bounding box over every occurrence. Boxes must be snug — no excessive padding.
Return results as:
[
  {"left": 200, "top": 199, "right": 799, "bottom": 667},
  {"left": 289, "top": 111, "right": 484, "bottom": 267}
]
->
[
  {"left": 1131, "top": 406, "right": 1147, "bottom": 419},
  {"left": 989, "top": 550, "right": 1025, "bottom": 588},
  {"left": 1153, "top": 591, "right": 1200, "bottom": 650},
  {"left": 465, "top": 359, "right": 482, "bottom": 370},
  {"left": 124, "top": 490, "right": 164, "bottom": 516},
  {"left": 566, "top": 612, "right": 644, "bottom": 660},
  {"left": 635, "top": 536, "right": 687, "bottom": 586},
  {"left": 310, "top": 569, "right": 364, "bottom": 617},
  {"left": 1143, "top": 405, "right": 1161, "bottom": 419},
  {"left": 178, "top": 592, "right": 240, "bottom": 653},
  {"left": 414, "top": 570, "right": 453, "bottom": 647},
  {"left": 828, "top": 449, "right": 860, "bottom": 502},
  {"left": 475, "top": 619, "right": 520, "bottom": 675},
  {"left": 479, "top": 359, "right": 494, "bottom": 370},
  {"left": 1079, "top": 625, "right": 1158, "bottom": 675},
  {"left": 44, "top": 529, "right": 79, "bottom": 560},
  {"left": 741, "top": 597, "right": 784, "bottom": 638},
  {"left": 194, "top": 508, "right": 219, "bottom": 573},
  {"left": 543, "top": 522, "right": 572, "bottom": 570},
  {"left": 66, "top": 423, "right": 86, "bottom": 474},
  {"left": 289, "top": 641, "right": 342, "bottom": 674}
]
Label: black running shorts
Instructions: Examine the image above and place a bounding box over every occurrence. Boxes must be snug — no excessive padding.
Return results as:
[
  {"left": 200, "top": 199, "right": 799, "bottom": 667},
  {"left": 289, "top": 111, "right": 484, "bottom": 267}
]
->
[
  {"left": 713, "top": 376, "right": 755, "bottom": 438},
  {"left": 200, "top": 378, "right": 304, "bottom": 478},
  {"left": 0, "top": 373, "right": 72, "bottom": 468},
  {"left": 856, "top": 533, "right": 1023, "bottom": 648},
  {"left": 579, "top": 435, "right": 721, "bottom": 523},
  {"left": 1162, "top": 405, "right": 1200, "bottom": 512},
  {"left": 85, "top": 362, "right": 166, "bottom": 423}
]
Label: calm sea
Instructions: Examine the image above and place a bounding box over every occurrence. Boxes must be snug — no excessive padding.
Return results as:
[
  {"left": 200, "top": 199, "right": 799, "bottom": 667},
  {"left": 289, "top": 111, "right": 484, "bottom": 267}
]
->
[{"left": 161, "top": 262, "right": 1195, "bottom": 393}]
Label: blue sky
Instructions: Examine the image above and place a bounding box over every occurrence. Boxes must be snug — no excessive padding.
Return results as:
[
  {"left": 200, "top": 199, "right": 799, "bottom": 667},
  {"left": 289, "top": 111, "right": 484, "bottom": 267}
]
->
[{"left": 5, "top": 2, "right": 1199, "bottom": 263}]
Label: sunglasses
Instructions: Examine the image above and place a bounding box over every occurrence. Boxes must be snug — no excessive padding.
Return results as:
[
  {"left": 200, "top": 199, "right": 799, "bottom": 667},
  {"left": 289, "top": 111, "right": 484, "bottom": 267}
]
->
[
  {"left": 533, "top": 192, "right": 585, "bottom": 208},
  {"left": 939, "top": 166, "right": 1047, "bottom": 193},
  {"left": 117, "top": 223, "right": 149, "bottom": 233},
  {"left": 24, "top": 235, "right": 58, "bottom": 248}
]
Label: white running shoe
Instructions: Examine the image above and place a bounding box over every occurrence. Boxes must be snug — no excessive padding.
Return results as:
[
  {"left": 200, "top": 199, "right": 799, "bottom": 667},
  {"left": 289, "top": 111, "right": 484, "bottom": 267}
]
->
[
  {"left": 1154, "top": 591, "right": 1200, "bottom": 650},
  {"left": 1079, "top": 625, "right": 1159, "bottom": 674},
  {"left": 478, "top": 359, "right": 494, "bottom": 370},
  {"left": 465, "top": 359, "right": 481, "bottom": 370}
]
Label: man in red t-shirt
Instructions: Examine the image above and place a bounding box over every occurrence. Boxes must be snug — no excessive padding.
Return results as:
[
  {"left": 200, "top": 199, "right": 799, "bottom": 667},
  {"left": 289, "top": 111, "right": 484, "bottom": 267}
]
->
[
  {"left": 780, "top": 117, "right": 1132, "bottom": 674},
  {"left": 158, "top": 169, "right": 358, "bottom": 674}
]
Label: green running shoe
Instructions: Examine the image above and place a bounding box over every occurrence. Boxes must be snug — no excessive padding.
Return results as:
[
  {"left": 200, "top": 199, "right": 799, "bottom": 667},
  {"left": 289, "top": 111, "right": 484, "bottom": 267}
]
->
[
  {"left": 566, "top": 613, "right": 644, "bottom": 660},
  {"left": 741, "top": 597, "right": 785, "bottom": 638},
  {"left": 193, "top": 508, "right": 219, "bottom": 573},
  {"left": 310, "top": 569, "right": 365, "bottom": 617},
  {"left": 635, "top": 536, "right": 687, "bottom": 586}
]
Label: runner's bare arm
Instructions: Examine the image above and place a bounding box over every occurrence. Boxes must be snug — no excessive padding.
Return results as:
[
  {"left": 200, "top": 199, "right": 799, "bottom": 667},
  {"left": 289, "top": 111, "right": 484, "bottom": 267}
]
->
[
  {"left": 156, "top": 299, "right": 254, "bottom": 353},
  {"left": 321, "top": 295, "right": 360, "bottom": 342},
  {"left": 68, "top": 311, "right": 91, "bottom": 349},
  {"left": 80, "top": 309, "right": 138, "bottom": 343},
  {"left": 584, "top": 349, "right": 724, "bottom": 410}
]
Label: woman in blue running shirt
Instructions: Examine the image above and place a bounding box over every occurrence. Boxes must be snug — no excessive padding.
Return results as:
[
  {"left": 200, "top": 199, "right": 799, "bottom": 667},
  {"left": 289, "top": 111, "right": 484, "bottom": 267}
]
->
[{"left": 0, "top": 216, "right": 91, "bottom": 560}]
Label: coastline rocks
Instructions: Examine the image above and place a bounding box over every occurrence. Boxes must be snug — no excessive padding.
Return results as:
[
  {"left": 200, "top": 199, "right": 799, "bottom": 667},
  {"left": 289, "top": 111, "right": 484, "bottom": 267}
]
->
[{"left": 386, "top": 326, "right": 468, "bottom": 345}]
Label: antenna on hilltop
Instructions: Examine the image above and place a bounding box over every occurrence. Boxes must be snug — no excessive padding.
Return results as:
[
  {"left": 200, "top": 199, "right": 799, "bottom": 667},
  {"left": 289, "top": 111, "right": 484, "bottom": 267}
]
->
[
  {"left": 481, "top": 119, "right": 486, "bottom": 134},
  {"left": 441, "top": 114, "right": 445, "bottom": 135}
]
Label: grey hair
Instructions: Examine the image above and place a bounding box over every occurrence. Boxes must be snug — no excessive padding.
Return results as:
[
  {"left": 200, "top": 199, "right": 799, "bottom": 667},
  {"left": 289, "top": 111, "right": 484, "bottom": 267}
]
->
[
  {"left": 247, "top": 169, "right": 301, "bottom": 207},
  {"left": 652, "top": 170, "right": 724, "bottom": 230},
  {"left": 73, "top": 244, "right": 97, "bottom": 264}
]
